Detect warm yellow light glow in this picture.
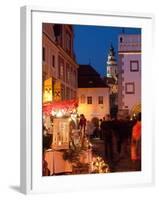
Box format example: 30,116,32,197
43,78,53,103
68,117,72,122
56,110,63,118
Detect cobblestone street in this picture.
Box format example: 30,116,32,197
91,138,141,173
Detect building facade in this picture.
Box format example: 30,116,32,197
42,23,78,102
118,34,141,118
78,65,110,121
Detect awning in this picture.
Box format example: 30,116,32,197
43,99,78,115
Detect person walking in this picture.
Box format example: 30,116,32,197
131,112,141,171
79,114,87,140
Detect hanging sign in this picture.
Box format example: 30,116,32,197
43,77,53,103
54,80,61,101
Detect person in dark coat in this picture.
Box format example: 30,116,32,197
101,120,113,163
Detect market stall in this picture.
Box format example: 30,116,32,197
42,99,109,175
42,99,93,175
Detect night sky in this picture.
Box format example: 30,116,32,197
73,25,141,76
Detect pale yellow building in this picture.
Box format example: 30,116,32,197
77,65,110,121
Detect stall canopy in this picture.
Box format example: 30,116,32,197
43,99,78,116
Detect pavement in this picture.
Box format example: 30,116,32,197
91,138,141,173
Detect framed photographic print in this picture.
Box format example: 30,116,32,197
20,6,154,194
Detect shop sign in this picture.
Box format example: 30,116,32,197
43,77,53,103
54,80,61,101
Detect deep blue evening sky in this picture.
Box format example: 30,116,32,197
73,25,141,76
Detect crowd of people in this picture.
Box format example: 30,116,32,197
43,112,141,175
78,112,142,171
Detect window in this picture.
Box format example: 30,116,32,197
66,87,70,99
130,60,139,72
80,95,86,104
51,55,55,67
73,91,76,99
125,82,135,94
58,56,64,80
60,64,64,78
70,89,73,99
120,37,123,43
73,70,76,87
98,96,103,104
42,47,45,61
67,67,70,83
87,96,92,104
66,31,71,52
66,63,69,83
70,67,73,85
61,85,65,100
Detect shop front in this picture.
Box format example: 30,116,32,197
42,99,94,175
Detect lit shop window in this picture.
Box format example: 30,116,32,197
87,96,92,104
98,96,103,104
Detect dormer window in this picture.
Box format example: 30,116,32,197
66,31,71,52
120,37,123,43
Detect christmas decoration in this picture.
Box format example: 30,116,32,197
91,156,109,173
43,99,78,116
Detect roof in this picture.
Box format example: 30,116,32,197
78,65,109,88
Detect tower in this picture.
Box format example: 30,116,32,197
106,44,118,81
105,44,118,119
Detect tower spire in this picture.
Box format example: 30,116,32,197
106,44,118,80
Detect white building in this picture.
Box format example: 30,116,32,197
77,65,110,121
118,34,141,118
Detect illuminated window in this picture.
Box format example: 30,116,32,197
98,96,103,104
80,95,86,104
87,96,92,104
